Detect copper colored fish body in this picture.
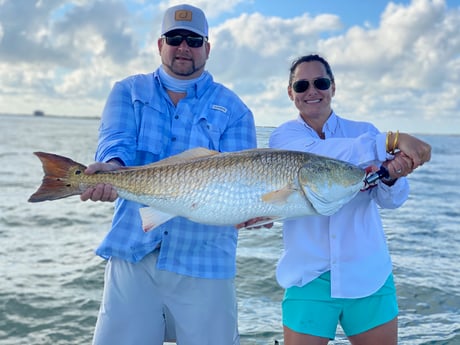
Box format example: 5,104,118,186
29,148,367,231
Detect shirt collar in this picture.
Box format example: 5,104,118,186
296,111,339,138
154,68,212,99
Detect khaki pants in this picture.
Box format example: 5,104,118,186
92,250,239,345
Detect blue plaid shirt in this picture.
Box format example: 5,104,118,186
94,69,257,279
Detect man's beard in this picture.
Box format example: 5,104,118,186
165,59,205,77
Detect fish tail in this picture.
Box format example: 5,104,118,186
28,152,88,202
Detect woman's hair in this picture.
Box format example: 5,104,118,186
288,54,335,86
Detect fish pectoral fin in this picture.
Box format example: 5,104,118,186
144,148,220,168
139,207,175,232
261,184,297,205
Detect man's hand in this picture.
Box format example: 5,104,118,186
80,161,120,202
236,217,274,230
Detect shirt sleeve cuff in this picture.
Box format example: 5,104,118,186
376,132,394,162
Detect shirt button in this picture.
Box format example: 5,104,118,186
171,137,176,142
164,231,168,235
175,115,179,119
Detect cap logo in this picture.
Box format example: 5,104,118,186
175,10,192,22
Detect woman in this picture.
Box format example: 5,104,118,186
269,54,431,345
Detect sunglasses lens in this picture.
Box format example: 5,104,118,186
293,80,309,93
165,35,182,46
164,35,204,48
293,78,331,93
314,78,331,90
185,36,204,48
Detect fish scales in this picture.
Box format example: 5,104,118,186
29,148,367,230
120,150,307,223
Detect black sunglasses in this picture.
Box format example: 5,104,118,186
292,78,332,93
162,34,206,48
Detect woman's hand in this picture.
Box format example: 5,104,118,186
384,151,416,180
395,133,432,169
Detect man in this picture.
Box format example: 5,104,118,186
82,4,257,345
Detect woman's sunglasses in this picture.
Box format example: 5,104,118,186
162,34,206,48
292,78,332,93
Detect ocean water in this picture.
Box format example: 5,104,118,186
0,114,459,345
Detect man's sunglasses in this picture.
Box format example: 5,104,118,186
292,78,332,93
162,34,206,48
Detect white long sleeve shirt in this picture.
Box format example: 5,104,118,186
269,113,409,298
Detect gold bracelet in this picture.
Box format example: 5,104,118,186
386,131,393,153
392,130,399,154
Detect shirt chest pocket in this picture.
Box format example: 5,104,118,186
189,105,230,151
135,101,170,156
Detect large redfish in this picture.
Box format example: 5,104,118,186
28,148,368,231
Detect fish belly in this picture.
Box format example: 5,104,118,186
120,181,317,226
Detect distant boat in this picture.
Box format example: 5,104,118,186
33,110,45,116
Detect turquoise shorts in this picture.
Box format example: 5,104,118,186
282,272,398,339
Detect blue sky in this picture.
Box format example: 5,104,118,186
0,0,459,134
241,1,401,24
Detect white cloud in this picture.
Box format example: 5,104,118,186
314,0,460,132
0,0,458,133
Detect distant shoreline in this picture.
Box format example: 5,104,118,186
1,113,456,136
0,112,100,120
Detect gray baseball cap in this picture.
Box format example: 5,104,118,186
161,4,208,38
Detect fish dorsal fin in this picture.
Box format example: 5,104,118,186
144,147,220,168
261,184,297,205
